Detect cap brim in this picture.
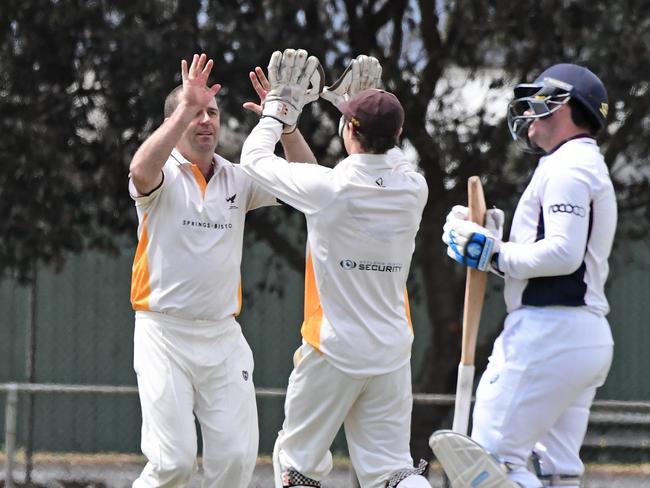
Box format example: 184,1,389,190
337,99,352,117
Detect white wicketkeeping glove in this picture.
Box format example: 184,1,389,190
320,54,382,107
262,48,325,133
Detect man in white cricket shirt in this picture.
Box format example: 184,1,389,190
128,53,319,488
438,64,617,487
239,48,430,488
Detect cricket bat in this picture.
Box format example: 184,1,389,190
451,176,487,435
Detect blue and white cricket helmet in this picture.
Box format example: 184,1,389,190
507,63,609,151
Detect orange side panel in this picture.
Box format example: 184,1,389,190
300,252,323,352
405,288,413,334
131,214,152,311
190,164,207,198
235,281,243,317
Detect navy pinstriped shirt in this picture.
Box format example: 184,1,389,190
496,137,617,315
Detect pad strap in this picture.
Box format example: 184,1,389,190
282,469,321,487
385,459,429,487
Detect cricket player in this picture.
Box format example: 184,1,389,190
128,53,318,488
239,48,430,488
438,63,617,487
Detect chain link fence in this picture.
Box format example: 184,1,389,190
2,384,650,487
2,245,650,486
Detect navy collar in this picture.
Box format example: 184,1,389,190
544,133,595,156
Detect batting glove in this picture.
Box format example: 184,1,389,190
442,219,501,272
262,48,325,133
444,205,505,240
320,54,382,107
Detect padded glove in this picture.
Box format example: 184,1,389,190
263,48,324,133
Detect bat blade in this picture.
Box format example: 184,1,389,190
452,176,487,435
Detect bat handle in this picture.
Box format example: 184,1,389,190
452,363,475,435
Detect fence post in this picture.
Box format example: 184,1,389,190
4,383,18,488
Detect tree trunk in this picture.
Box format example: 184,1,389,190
24,268,38,485
410,198,467,460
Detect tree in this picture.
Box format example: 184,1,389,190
1,0,648,459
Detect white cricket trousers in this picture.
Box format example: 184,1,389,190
471,307,613,488
132,311,258,488
274,343,420,488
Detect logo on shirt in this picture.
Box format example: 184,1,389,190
548,203,585,217
242,370,249,381
375,177,385,187
339,259,403,273
226,193,238,209
340,259,357,270
182,219,233,230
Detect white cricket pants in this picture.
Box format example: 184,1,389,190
132,311,258,488
471,308,613,488
274,343,422,488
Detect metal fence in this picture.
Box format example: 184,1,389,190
3,248,650,486
3,383,650,487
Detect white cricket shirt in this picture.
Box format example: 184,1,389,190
240,118,428,376
129,149,276,321
497,136,617,316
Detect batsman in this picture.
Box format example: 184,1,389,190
431,63,616,488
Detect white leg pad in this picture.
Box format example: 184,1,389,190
429,430,520,488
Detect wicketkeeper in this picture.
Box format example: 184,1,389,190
240,49,431,488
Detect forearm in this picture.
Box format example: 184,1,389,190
129,102,196,194
501,234,586,279
241,117,330,214
280,129,317,164
241,117,284,175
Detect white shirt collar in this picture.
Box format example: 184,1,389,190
170,148,230,172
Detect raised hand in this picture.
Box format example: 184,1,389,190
242,66,271,116
180,53,222,110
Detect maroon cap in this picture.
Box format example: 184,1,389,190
338,89,404,138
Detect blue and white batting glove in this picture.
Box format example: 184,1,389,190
442,219,501,272
445,205,505,240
